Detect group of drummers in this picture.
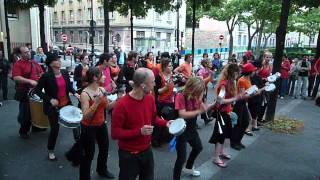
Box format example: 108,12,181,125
12,45,276,180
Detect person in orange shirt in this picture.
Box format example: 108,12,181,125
110,53,120,82
231,63,262,150
146,52,154,70
79,67,117,179
174,54,193,82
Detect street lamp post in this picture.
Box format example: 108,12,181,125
90,0,95,62
176,0,182,51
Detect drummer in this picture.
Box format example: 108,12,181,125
153,57,175,147
174,54,193,82
79,67,117,179
209,64,242,168
173,77,215,179
96,53,117,94
34,53,79,161
74,54,89,93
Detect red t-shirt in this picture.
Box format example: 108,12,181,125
56,75,66,98
315,59,320,75
175,93,201,111
258,66,271,79
12,59,43,91
158,73,174,104
280,60,291,79
111,94,167,153
216,80,234,113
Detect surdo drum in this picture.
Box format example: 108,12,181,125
29,90,50,128
59,105,83,128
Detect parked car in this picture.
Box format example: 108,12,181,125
52,45,64,55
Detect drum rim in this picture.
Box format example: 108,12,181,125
169,118,186,134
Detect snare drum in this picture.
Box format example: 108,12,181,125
59,105,83,128
29,92,50,128
169,118,186,136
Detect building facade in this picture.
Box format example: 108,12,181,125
51,0,187,53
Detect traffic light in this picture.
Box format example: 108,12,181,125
89,36,94,44
181,32,184,38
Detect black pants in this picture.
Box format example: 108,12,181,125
173,131,203,180
312,75,320,98
308,76,315,96
0,75,8,100
287,75,296,96
47,109,60,151
153,102,174,144
231,101,250,145
18,99,31,135
80,123,109,180
118,148,154,180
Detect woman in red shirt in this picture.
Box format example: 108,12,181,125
34,54,79,161
110,53,120,81
79,67,116,179
209,64,242,168
173,77,215,179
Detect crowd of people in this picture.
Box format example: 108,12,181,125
0,44,319,180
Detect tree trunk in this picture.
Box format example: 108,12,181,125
247,24,252,50
255,20,265,57
308,35,311,48
191,0,196,66
130,6,133,51
4,0,11,58
297,32,301,46
316,29,320,59
263,33,272,49
229,31,233,58
265,0,291,122
38,2,47,53
104,0,110,53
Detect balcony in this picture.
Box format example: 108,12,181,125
61,20,67,25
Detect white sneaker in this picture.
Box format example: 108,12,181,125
182,167,200,177
280,96,284,99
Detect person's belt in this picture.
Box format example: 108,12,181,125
120,147,150,155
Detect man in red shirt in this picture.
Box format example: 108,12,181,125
12,46,43,138
312,57,320,99
112,68,172,180
174,54,193,81
280,56,291,99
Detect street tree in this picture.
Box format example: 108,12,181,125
110,0,174,51
207,0,244,57
262,20,278,49
265,0,320,122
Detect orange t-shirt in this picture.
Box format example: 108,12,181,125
110,65,120,78
178,62,192,78
237,77,251,92
146,59,154,69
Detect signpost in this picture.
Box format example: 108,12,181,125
61,34,68,61
219,35,224,57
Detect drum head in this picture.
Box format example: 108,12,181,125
267,74,278,82
265,83,276,92
169,118,186,135
107,94,117,102
246,85,258,95
59,105,83,123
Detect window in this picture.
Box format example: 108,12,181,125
136,31,145,38
269,38,272,46
61,11,66,24
79,31,83,43
166,33,171,41
156,32,161,39
136,16,145,20
310,35,315,44
98,31,103,44
156,32,161,48
69,10,74,22
77,9,82,23
54,31,59,42
243,35,247,46
53,12,58,22
167,12,172,24
155,13,161,21
98,7,103,19
87,8,92,20
70,31,74,42
237,34,241,46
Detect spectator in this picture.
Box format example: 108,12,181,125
311,57,320,99
0,50,10,100
280,56,291,99
34,47,47,71
171,48,181,70
308,56,317,97
294,56,311,99
287,58,299,97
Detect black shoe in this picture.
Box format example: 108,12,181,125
231,143,242,151
252,127,260,131
239,143,246,149
19,133,30,139
97,169,115,179
32,126,47,132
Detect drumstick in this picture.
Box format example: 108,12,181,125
218,121,223,134
219,112,225,126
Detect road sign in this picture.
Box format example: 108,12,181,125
219,35,224,40
61,34,68,43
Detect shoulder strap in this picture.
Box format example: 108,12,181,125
82,90,92,101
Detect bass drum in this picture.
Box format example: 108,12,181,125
29,92,50,128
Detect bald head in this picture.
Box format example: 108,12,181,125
132,68,154,87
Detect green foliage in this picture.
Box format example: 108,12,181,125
110,0,174,17
288,8,320,37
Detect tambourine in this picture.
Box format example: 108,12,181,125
168,118,186,136
264,83,276,92
246,85,258,95
267,72,281,83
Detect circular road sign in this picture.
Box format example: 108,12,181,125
61,34,68,43
219,35,224,40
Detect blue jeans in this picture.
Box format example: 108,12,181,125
280,78,288,97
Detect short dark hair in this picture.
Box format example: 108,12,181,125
161,58,171,71
127,51,138,61
84,67,102,84
96,53,112,66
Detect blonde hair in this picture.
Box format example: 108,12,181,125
183,77,206,99
218,64,239,96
